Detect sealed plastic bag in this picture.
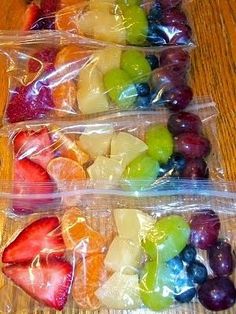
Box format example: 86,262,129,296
0,103,224,214
0,32,193,123
23,0,194,47
0,180,235,312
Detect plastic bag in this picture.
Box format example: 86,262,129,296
0,180,235,313
0,32,193,123
0,102,224,214
22,0,194,47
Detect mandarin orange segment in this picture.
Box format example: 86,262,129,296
47,157,87,182
62,207,107,254
73,254,107,309
55,5,82,32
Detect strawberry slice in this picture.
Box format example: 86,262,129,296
13,127,54,170
13,159,57,214
2,217,65,264
22,3,42,31
2,259,73,310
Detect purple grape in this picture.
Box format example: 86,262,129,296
181,159,209,179
160,48,190,67
151,65,187,90
168,24,192,45
167,112,202,135
159,0,182,9
160,8,187,25
189,210,220,250
208,240,234,276
174,132,211,159
162,85,193,111
198,277,236,311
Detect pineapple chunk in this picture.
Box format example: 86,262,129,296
114,208,155,243
79,125,114,159
94,46,122,75
105,236,141,274
89,0,116,12
77,10,95,37
110,132,148,168
95,272,142,309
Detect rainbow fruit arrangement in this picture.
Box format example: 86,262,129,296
23,0,192,46
5,45,192,123
11,110,211,213
1,208,235,311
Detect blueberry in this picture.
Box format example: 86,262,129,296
145,54,159,70
135,83,150,97
187,261,208,284
170,153,187,172
147,23,168,45
167,256,184,275
148,3,162,21
174,286,196,303
174,274,195,303
180,244,197,264
136,95,151,108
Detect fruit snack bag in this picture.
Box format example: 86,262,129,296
0,180,235,312
0,101,223,215
23,0,194,48
0,32,193,123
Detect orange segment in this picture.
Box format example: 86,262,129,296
47,157,86,182
62,207,106,254
52,80,77,117
73,254,107,309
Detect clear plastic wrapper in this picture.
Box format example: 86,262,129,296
0,180,235,313
22,0,194,47
0,103,224,214
0,32,193,123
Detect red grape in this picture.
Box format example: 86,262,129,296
162,85,193,111
174,132,211,159
198,277,236,311
167,112,202,135
189,210,220,250
181,158,209,179
208,240,234,276
151,65,187,90
168,24,192,45
160,48,190,67
160,8,187,25
159,0,182,9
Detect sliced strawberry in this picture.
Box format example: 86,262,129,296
28,48,58,73
2,259,73,310
23,3,42,31
13,159,57,214
2,217,65,264
13,127,54,169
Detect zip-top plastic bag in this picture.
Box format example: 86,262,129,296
0,31,193,123
0,103,224,215
22,0,194,47
0,180,235,313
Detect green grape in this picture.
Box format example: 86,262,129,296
142,215,190,261
123,6,148,45
146,125,174,164
140,260,174,311
103,68,137,108
123,153,159,190
121,50,151,83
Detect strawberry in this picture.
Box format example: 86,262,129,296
22,3,42,31
28,48,58,73
13,127,54,170
6,81,54,123
2,217,65,263
13,159,57,214
41,0,59,15
2,259,73,310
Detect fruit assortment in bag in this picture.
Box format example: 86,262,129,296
0,184,235,312
1,38,193,123
0,104,222,214
23,0,194,47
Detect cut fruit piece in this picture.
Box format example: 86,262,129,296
89,0,116,12
79,126,114,159
77,64,109,114
47,157,86,182
77,10,96,37
52,81,77,117
73,254,107,309
3,259,73,311
62,207,106,254
55,4,86,32
87,156,123,182
94,47,122,75
114,208,155,242
13,127,54,170
2,217,65,264
104,236,141,274
51,128,89,165
95,272,142,309
110,132,147,168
